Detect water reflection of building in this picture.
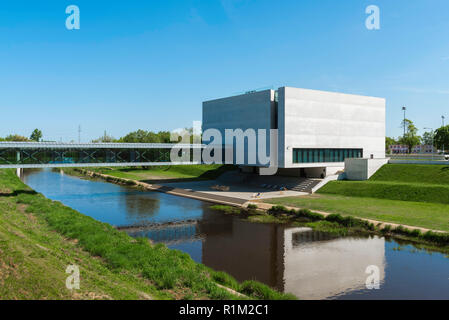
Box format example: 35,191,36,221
200,213,283,289
283,228,385,299
197,211,385,299
130,204,386,300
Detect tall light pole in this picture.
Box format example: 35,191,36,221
402,106,407,136
424,127,434,160
442,116,446,154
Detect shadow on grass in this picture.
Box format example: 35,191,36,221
0,190,37,197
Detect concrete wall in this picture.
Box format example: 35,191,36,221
345,158,389,180
278,87,386,169
202,90,275,166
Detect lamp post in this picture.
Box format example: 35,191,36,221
402,106,407,137
443,116,446,154
424,127,434,161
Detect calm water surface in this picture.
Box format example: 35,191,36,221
22,169,449,299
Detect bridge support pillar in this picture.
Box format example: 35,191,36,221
16,151,22,178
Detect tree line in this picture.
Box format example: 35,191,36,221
0,129,42,142
386,119,449,154
0,128,199,144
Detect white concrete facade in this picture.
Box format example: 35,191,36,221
278,87,385,168
202,86,386,173
202,89,275,166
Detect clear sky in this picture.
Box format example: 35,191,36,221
0,0,448,142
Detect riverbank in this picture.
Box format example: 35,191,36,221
0,169,294,300
67,168,248,206
68,166,449,234
68,165,234,183
263,194,449,233
210,204,449,253
265,164,449,232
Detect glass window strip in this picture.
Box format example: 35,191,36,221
292,148,363,164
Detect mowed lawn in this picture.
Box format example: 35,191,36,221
265,164,449,232
319,164,449,205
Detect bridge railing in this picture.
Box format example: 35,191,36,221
0,142,205,168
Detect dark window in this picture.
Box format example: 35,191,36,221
292,148,363,164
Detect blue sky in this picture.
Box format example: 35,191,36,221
0,0,448,142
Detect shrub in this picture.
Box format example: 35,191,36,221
324,214,373,230
296,209,324,221
267,205,289,216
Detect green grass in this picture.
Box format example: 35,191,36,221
209,205,242,215
265,194,449,232
319,180,449,204
318,164,449,205
370,164,449,184
0,171,164,300
82,165,234,182
0,169,293,300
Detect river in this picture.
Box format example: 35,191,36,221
21,169,449,299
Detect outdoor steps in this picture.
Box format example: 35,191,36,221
289,179,322,193
220,171,323,193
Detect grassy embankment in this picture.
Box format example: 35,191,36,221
264,164,449,232
0,169,294,300
210,204,449,252
68,165,234,182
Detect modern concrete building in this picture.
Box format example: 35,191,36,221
202,86,386,178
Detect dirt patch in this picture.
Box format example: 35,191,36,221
0,188,12,194
0,257,20,286
138,291,153,300
71,291,112,300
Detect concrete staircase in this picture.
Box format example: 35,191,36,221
288,178,322,193
217,171,323,193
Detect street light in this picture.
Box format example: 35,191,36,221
424,127,434,161
402,106,407,136
442,116,446,154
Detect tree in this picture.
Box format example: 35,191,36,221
30,129,43,142
385,137,397,154
398,119,421,153
118,130,174,143
434,125,449,152
92,131,116,143
422,131,434,146
5,134,30,142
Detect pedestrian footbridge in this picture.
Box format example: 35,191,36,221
0,142,203,169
